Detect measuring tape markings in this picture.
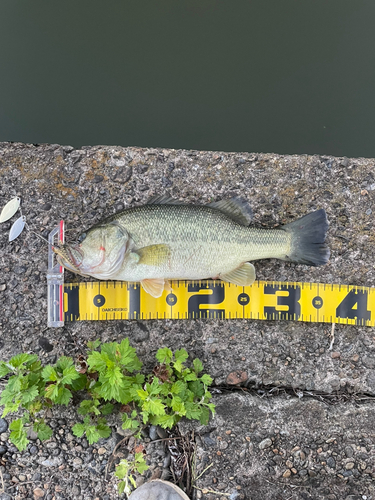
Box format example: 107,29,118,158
63,280,375,326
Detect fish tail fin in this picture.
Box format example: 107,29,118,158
282,209,330,266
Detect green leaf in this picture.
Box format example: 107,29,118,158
193,358,204,374
59,387,73,406
188,380,204,398
174,349,188,363
41,365,57,382
143,398,165,416
134,453,149,474
184,372,197,381
10,353,37,369
136,389,149,401
9,419,28,451
171,397,186,415
70,373,87,391
185,402,202,420
100,403,114,415
0,362,10,378
72,422,85,438
199,406,210,425
56,356,74,372
200,374,213,386
156,347,173,365
34,422,53,441
87,351,107,374
20,385,39,404
44,383,59,400
61,365,80,385
154,413,176,429
118,481,126,495
85,425,101,444
96,419,111,439
87,339,101,350
2,401,21,418
170,380,186,394
78,399,100,415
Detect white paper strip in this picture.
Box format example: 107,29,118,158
0,197,21,223
9,215,26,242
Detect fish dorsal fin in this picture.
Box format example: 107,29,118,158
207,197,252,226
147,194,186,205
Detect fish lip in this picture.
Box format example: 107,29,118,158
53,244,83,269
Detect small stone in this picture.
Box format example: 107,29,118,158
283,469,291,478
136,476,145,488
361,189,368,196
149,425,158,440
285,460,293,468
39,337,53,352
18,474,26,481
93,175,104,183
73,457,83,466
327,457,336,468
97,447,106,455
0,419,8,433
345,462,355,470
112,166,132,183
352,354,359,362
345,446,354,458
331,352,340,359
41,203,52,211
0,284,6,291
258,438,272,450
226,370,248,385
0,445,7,455
33,488,45,498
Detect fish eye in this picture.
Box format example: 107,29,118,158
78,232,87,243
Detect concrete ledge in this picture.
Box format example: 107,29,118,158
0,142,374,499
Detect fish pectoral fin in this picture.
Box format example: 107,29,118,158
135,244,171,266
220,262,256,286
141,278,167,298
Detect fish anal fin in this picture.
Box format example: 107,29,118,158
141,278,166,298
135,244,171,266
220,262,256,286
207,197,252,226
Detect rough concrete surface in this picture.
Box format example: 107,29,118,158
0,142,374,500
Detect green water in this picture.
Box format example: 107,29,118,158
0,0,374,157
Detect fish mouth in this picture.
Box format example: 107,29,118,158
53,244,84,271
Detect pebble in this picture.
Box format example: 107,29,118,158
0,419,8,433
33,488,45,498
0,284,6,291
258,438,272,450
345,462,355,470
283,469,291,478
73,457,83,466
149,425,158,440
327,457,336,468
226,370,248,385
97,447,106,455
331,352,340,359
0,445,7,455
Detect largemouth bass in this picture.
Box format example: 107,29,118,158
54,196,329,298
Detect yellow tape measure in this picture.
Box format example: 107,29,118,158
63,280,375,326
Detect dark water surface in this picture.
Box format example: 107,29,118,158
1,0,374,157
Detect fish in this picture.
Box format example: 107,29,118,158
53,196,330,298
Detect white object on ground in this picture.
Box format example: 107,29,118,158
0,196,21,223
